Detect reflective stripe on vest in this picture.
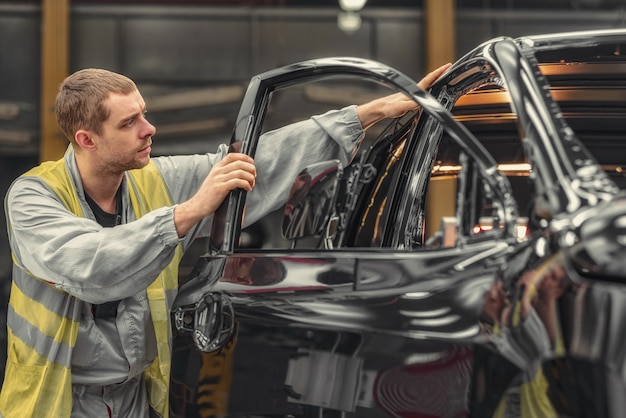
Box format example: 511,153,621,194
0,157,182,418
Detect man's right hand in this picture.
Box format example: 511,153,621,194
174,153,256,237
356,62,452,130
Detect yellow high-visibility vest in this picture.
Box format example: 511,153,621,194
0,156,183,417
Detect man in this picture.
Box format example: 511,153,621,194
0,63,450,417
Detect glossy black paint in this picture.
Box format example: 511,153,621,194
213,56,515,253
171,29,626,417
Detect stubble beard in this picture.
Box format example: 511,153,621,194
101,151,150,175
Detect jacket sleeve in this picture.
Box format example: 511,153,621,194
5,177,181,304
153,105,364,229
4,105,363,303
244,105,364,226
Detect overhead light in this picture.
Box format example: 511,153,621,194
337,11,361,34
339,0,367,12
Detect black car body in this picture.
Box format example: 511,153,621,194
170,29,626,418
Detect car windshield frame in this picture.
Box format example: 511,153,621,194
210,57,516,254
389,31,626,250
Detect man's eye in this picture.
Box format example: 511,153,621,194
124,119,135,127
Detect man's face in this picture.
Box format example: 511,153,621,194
92,90,156,174
223,257,255,285
222,257,286,286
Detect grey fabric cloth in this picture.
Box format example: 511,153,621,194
71,375,150,418
4,105,363,417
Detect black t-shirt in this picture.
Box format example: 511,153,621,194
84,187,122,318
84,188,121,228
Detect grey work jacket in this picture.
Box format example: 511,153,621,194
4,106,363,417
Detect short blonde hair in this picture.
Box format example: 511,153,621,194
55,68,137,143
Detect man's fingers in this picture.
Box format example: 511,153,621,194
219,160,256,176
211,157,257,193
417,62,452,90
221,152,254,165
216,153,257,178
222,169,256,191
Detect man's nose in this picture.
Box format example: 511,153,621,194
142,118,156,138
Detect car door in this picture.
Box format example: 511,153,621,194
169,57,524,418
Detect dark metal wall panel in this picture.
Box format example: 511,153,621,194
495,12,624,38
375,13,424,76
71,17,121,72
0,5,40,155
457,10,626,52
455,17,495,61
254,14,372,73
1,4,626,158
123,17,252,82
0,15,39,103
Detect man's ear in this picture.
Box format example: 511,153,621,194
74,129,96,151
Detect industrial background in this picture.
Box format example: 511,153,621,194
1,0,626,384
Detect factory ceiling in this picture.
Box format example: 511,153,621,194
4,0,626,10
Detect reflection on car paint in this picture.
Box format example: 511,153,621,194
171,29,626,417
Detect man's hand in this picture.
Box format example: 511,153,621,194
174,153,256,237
356,62,452,129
